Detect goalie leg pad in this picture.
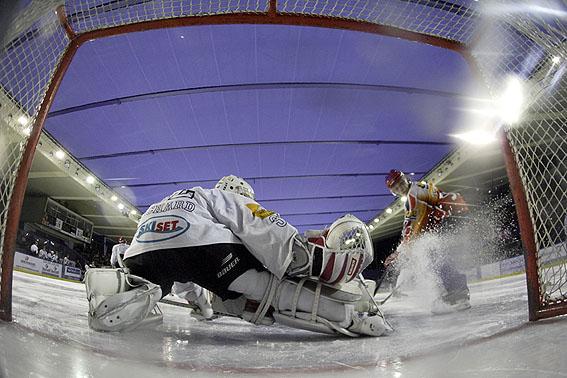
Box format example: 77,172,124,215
273,311,358,337
274,278,388,337
85,268,163,332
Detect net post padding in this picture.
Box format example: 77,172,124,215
0,6,78,322
500,131,540,321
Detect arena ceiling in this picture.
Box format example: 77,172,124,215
38,23,493,235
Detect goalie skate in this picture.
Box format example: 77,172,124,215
347,309,388,337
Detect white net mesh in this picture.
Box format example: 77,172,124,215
66,0,269,33
0,0,566,318
471,2,567,310
0,8,70,306
280,0,479,43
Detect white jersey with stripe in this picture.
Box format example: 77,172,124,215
124,187,297,279
110,243,129,266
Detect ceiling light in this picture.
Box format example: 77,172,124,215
373,219,379,223
452,129,497,145
386,208,393,214
17,115,28,126
55,150,65,160
401,196,407,203
118,203,124,210
552,56,561,64
86,176,95,184
130,209,138,215
368,225,374,230
23,127,31,136
495,76,524,124
111,195,118,201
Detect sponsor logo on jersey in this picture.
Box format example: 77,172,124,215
245,203,275,219
135,215,190,243
246,203,288,227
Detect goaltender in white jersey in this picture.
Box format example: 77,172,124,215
125,186,296,280
85,175,389,337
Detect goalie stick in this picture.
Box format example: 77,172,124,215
358,274,394,331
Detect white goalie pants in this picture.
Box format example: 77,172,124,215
228,269,349,324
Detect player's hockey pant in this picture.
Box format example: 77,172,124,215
434,258,468,294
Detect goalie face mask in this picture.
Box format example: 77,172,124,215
318,214,374,285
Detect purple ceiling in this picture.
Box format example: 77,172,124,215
44,24,481,232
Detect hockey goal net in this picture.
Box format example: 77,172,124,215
0,1,565,321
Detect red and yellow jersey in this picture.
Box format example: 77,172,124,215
401,182,468,243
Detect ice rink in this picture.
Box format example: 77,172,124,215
1,270,566,377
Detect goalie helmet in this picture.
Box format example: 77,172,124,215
215,175,255,200
316,214,373,285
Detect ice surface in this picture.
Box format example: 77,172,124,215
1,270,566,377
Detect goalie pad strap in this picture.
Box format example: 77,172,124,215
312,282,321,322
250,274,279,325
273,311,358,338
291,278,306,317
288,278,362,304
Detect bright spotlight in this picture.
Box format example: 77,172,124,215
23,127,31,136
17,115,28,126
86,175,95,184
373,218,380,223
386,208,393,214
552,56,561,64
55,150,65,160
111,195,118,201
401,196,408,203
118,203,125,210
130,209,138,215
452,129,497,145
495,76,524,124
368,224,374,230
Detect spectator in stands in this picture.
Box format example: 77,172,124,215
110,236,129,268
30,240,38,255
39,243,48,259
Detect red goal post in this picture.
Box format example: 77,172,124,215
1,0,565,322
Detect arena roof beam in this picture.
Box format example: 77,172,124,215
79,141,450,161
47,82,479,119
113,171,428,189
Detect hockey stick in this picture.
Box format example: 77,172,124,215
358,274,395,332
357,274,381,310
378,285,401,305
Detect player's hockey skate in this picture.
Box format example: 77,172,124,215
431,288,471,314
